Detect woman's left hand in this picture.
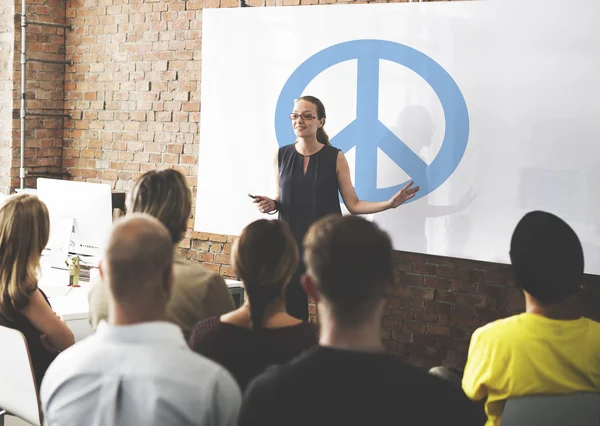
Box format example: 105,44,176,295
388,181,420,209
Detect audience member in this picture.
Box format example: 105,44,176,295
462,211,600,426
0,194,74,386
89,169,235,339
189,219,318,390
239,215,481,426
41,214,241,426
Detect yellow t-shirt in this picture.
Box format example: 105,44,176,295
462,313,600,426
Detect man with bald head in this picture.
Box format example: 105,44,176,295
41,214,241,426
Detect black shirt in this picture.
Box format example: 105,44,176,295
240,346,483,426
0,289,57,388
188,316,318,391
278,143,342,250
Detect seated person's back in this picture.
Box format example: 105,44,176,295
240,215,480,426
88,169,235,339
243,345,480,426
0,194,75,386
41,215,241,426
189,219,318,390
462,211,600,426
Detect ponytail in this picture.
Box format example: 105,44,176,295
316,126,330,145
233,219,299,332
246,281,281,332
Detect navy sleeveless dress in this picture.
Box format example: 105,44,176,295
278,143,342,320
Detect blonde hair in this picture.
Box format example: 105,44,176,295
127,169,192,244
0,194,50,323
233,219,299,331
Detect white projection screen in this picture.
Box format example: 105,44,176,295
195,0,600,275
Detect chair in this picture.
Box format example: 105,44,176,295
500,393,600,426
0,326,43,426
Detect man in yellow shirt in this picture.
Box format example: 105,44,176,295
462,211,600,426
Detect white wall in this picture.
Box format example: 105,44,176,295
196,0,600,275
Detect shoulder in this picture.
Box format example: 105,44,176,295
278,144,296,160
323,144,342,158
471,313,522,343
40,335,98,399
174,256,226,287
183,349,240,390
295,321,319,343
248,345,318,392
189,316,222,346
583,317,600,330
325,144,341,153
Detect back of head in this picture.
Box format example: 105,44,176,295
303,215,393,327
510,211,584,304
104,214,174,309
233,220,298,331
0,194,50,322
127,169,192,244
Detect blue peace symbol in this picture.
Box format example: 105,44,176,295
275,39,469,203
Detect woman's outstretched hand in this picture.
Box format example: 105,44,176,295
388,181,420,209
252,195,277,214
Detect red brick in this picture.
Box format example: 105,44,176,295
506,287,525,311
437,266,462,279
485,268,509,284
210,234,228,243
203,263,220,273
393,285,411,298
402,343,427,356
401,298,425,311
394,261,412,273
452,305,478,318
402,274,424,287
456,294,487,308
391,330,411,344
196,252,214,263
191,232,210,240
450,280,477,293
381,318,401,330
402,252,427,263
414,263,437,276
390,308,414,320
449,315,481,329
479,309,506,324
402,321,426,334
450,326,475,341
425,301,452,315
209,243,224,254
436,290,457,303
425,276,450,290
426,325,450,336
414,312,438,323
411,287,435,300
383,340,401,353
214,254,230,265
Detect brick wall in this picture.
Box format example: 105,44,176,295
384,252,600,369
0,0,13,195
7,0,599,370
4,0,68,193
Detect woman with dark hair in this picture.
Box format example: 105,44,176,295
188,219,318,391
252,95,420,320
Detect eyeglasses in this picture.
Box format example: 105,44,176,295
289,113,317,121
